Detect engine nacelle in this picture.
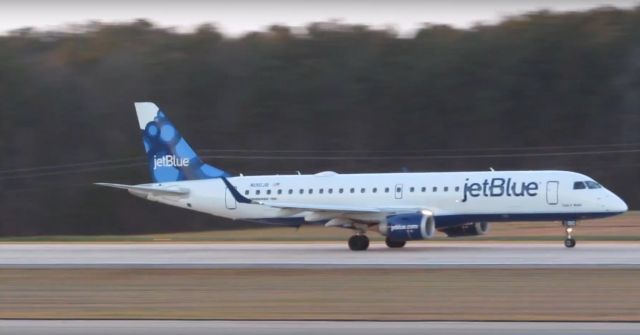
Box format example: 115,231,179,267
379,212,436,241
440,222,491,237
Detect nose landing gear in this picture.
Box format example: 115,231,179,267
563,220,577,248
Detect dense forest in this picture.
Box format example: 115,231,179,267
1,7,640,235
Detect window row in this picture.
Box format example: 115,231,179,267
243,185,461,196
573,181,602,190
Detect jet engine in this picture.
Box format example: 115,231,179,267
378,212,436,241
440,222,490,237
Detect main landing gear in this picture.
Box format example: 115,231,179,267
348,234,370,251
385,237,406,248
563,220,577,248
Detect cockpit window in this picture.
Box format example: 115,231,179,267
573,182,586,190
585,181,602,189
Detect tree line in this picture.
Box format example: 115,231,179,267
1,6,640,235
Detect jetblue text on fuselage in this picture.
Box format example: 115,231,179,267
153,155,190,170
390,224,420,232
462,178,539,202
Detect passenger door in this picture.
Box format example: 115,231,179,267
546,181,559,205
225,187,237,210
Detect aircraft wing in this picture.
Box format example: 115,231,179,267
254,201,428,214
94,183,190,196
254,201,383,213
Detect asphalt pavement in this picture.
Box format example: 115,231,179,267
1,320,639,335
0,242,638,268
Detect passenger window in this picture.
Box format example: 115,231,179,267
410,187,415,192
319,188,324,194
339,188,344,194
433,187,438,192
373,188,377,193
573,182,586,190
444,187,449,192
277,189,282,195
396,187,401,193
267,190,271,195
421,187,426,192
288,189,293,194
256,190,261,195
385,187,390,193
350,188,355,193
328,188,333,194
244,190,249,196
299,189,304,194
361,188,365,193
309,189,313,194
455,186,460,192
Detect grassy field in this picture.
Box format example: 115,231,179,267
2,212,639,242
1,268,639,321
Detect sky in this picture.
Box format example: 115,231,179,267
1,0,638,36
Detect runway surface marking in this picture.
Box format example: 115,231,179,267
0,242,639,268
1,321,639,335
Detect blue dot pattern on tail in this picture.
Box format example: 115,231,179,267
142,110,230,182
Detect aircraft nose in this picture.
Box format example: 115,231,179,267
609,195,628,213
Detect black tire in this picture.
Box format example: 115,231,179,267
564,238,576,248
385,237,406,248
348,235,370,251
361,235,370,250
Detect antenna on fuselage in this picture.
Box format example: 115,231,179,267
489,167,495,171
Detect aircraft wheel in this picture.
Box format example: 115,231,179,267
385,237,406,248
564,238,576,248
348,235,370,251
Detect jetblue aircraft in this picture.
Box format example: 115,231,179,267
97,102,628,251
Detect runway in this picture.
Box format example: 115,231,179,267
1,321,639,335
0,242,638,268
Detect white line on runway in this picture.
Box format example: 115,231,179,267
1,321,639,335
0,242,639,268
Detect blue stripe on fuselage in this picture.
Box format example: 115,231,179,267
246,211,623,228
432,211,624,228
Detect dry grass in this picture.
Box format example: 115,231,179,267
2,212,638,242
1,268,639,321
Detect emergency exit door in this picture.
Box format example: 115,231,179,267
395,184,403,199
546,181,559,205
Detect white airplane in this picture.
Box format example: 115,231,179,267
97,102,628,251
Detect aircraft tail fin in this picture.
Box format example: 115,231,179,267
135,102,230,183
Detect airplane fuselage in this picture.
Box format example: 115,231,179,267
139,170,627,228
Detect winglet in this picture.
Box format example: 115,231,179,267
220,177,253,204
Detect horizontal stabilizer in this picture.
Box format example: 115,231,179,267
94,183,190,196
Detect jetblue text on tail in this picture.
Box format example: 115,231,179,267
153,155,190,170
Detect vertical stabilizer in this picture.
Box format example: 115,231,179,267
135,102,230,182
